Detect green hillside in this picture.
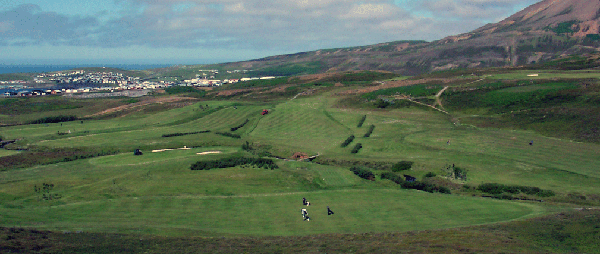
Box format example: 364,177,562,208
1,68,599,253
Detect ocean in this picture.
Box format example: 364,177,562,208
0,64,179,74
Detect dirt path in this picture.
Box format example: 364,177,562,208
434,86,450,111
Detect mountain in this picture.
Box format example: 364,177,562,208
219,0,600,75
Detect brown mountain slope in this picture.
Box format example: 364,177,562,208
219,0,600,75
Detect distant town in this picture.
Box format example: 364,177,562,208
1,69,276,97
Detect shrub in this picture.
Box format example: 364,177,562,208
350,143,363,153
190,157,278,170
477,183,555,197
231,119,249,132
363,125,375,137
242,141,252,151
357,115,367,127
349,166,375,180
341,135,355,147
392,161,413,172
215,132,241,139
162,130,210,137
29,115,77,124
381,172,404,184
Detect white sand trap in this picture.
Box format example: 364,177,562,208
197,151,222,155
153,146,191,153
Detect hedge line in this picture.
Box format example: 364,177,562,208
381,172,451,194
231,119,249,132
351,143,363,153
341,135,355,147
29,115,77,124
190,157,279,170
349,166,375,180
162,130,211,137
357,115,366,127
477,183,555,197
215,132,241,139
364,125,375,137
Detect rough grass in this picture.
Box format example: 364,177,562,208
0,69,599,251
1,209,597,253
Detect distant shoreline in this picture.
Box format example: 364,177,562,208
0,64,178,74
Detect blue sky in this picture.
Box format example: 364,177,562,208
0,0,540,65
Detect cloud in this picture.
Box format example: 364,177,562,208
1,0,542,59
418,0,539,21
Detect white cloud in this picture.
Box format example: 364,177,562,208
0,0,543,62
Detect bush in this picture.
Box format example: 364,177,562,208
29,115,77,124
190,157,278,170
162,130,210,137
341,135,355,147
349,166,375,181
381,172,404,184
477,183,555,197
357,115,367,127
231,119,249,132
350,143,363,153
363,125,375,137
392,161,413,172
215,132,241,139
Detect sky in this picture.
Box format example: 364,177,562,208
0,0,540,65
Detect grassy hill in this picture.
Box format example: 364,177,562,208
0,67,599,252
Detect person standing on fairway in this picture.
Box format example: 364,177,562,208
327,206,334,215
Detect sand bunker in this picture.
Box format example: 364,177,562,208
152,146,191,153
197,151,222,155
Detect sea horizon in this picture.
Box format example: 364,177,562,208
0,63,186,75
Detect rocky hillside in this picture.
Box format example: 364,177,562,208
217,0,600,75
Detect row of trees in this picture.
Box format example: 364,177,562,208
190,157,279,170
30,115,77,124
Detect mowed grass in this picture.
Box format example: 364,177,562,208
0,146,544,237
0,84,598,241
0,188,541,237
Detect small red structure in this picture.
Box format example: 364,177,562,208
261,109,269,115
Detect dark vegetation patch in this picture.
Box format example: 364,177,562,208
164,86,206,97
357,115,366,127
380,172,451,194
340,135,355,148
224,77,292,89
546,20,579,35
250,61,326,76
0,147,119,171
320,71,398,83
477,183,555,198
215,132,241,139
363,125,375,137
391,161,413,172
190,157,278,170
1,209,598,253
443,80,600,142
230,119,249,132
0,98,82,115
161,130,211,137
314,158,392,171
349,166,375,180
28,115,77,124
350,143,363,153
